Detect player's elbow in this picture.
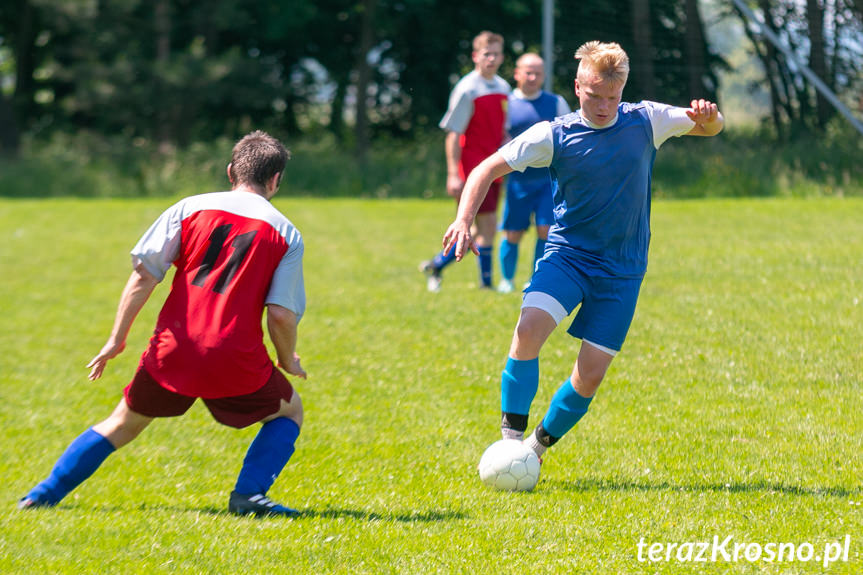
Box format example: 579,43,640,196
267,304,299,330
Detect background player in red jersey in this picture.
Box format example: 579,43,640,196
18,131,308,517
420,30,511,292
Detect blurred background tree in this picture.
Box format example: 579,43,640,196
0,0,860,188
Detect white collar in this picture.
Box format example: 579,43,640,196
513,88,542,101
581,112,618,129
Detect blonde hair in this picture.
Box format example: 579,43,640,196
473,31,504,52
575,41,629,85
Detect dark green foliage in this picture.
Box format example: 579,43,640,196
2,127,860,199
0,0,727,148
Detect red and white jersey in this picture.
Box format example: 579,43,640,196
439,70,510,179
131,190,305,398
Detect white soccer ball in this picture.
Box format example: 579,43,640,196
478,439,541,492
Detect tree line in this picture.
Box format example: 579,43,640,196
0,0,860,158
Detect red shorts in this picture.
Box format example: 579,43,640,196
461,149,502,215
476,180,501,214
124,364,295,429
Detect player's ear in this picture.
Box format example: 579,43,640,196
226,163,235,185
266,172,281,198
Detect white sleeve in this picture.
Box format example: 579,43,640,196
265,233,306,320
438,84,474,134
130,201,184,281
556,95,572,116
498,121,554,172
644,101,696,149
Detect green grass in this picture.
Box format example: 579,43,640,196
0,197,861,574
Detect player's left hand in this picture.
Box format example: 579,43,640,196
279,352,307,379
86,339,126,381
442,219,479,261
686,99,719,125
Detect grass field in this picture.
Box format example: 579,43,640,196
0,196,860,574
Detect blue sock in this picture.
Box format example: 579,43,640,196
26,428,116,505
533,238,547,272
432,247,457,271
499,238,518,281
478,246,492,287
501,357,539,416
235,418,300,496
541,379,593,439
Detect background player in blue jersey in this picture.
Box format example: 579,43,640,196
498,53,571,294
442,41,724,466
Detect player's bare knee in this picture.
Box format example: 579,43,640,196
510,321,548,359
514,320,540,346
506,230,524,243
284,393,304,429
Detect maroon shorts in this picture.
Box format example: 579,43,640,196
124,364,295,429
476,180,501,214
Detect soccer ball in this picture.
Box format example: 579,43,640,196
478,439,541,492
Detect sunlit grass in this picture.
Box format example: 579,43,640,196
0,197,860,574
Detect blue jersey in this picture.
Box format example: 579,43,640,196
547,103,656,278
499,101,696,279
509,91,560,136
508,91,567,188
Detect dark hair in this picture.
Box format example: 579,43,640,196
229,130,290,188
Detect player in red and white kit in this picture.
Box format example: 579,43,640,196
18,131,307,517
420,31,510,291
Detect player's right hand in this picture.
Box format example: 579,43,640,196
446,174,464,199
442,219,479,262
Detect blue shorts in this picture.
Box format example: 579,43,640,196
523,248,643,352
501,176,555,232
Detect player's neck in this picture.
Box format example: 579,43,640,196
476,68,497,81
233,183,269,198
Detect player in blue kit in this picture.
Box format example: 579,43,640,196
442,41,724,463
498,53,571,293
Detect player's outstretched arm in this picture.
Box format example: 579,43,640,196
442,152,514,262
685,99,724,137
87,264,159,381
267,304,307,379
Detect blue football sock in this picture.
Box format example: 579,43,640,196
499,238,519,281
26,428,116,505
541,379,593,439
501,357,539,416
533,238,547,272
235,418,300,496
478,246,493,287
431,247,457,271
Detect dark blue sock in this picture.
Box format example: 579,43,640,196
478,246,492,287
501,357,539,416
431,247,457,271
26,428,116,505
533,238,547,272
541,379,593,439
235,418,300,496
499,238,518,281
